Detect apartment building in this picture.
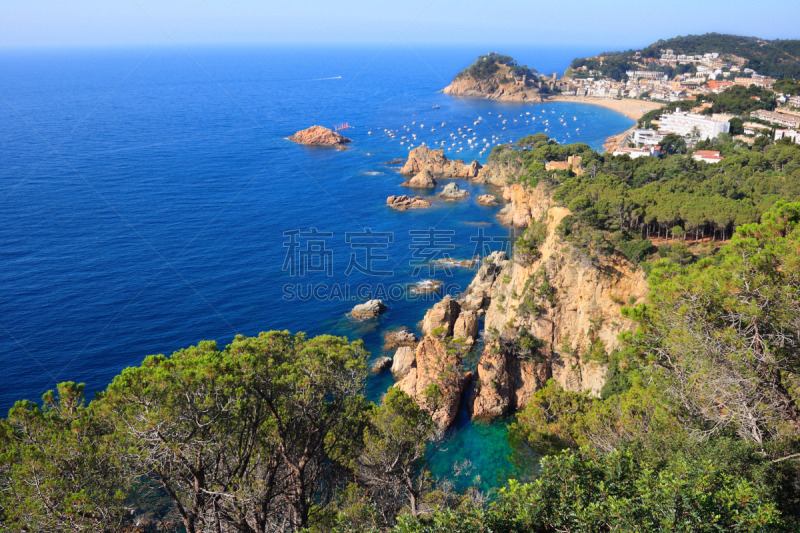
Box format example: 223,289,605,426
751,110,800,128
658,110,731,140
775,129,800,143
613,145,661,158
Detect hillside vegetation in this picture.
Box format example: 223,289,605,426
455,53,537,82
571,33,800,80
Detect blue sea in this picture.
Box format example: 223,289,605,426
0,44,633,490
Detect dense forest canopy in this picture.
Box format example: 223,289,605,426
571,33,800,80
508,128,800,270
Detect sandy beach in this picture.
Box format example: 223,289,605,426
546,96,665,152
547,95,665,120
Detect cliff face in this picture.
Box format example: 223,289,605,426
441,77,543,102
474,157,520,188
496,183,554,228
395,335,471,429
467,192,648,419
468,340,551,420
392,150,648,423
401,146,481,178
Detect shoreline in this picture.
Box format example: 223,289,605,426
602,125,637,153
545,95,665,120
546,96,665,153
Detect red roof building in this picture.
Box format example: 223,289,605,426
708,80,733,90
692,150,724,164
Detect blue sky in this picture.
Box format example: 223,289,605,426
1,0,798,49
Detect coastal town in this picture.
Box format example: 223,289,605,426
545,48,800,158
435,48,800,166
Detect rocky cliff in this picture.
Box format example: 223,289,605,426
441,77,544,102
468,204,648,418
468,339,552,420
442,65,544,102
394,335,471,429
496,183,555,228
472,146,530,189
390,148,649,423
441,54,544,102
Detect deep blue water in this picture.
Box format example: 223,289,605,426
0,44,632,488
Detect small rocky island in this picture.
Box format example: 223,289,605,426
351,299,386,318
289,125,351,147
386,195,431,210
441,53,544,102
476,194,500,206
437,182,469,201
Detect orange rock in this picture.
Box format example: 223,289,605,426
288,125,351,146
468,339,551,420
394,335,470,428
400,146,481,178
386,195,431,210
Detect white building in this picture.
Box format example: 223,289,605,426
626,70,667,81
751,110,800,128
775,129,800,143
613,145,661,158
743,122,767,136
630,128,668,146
692,150,724,164
658,109,731,140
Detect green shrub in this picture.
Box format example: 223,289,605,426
618,238,654,264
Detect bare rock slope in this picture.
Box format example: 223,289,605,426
442,78,543,102
469,204,648,418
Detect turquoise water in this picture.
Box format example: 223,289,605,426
0,44,633,488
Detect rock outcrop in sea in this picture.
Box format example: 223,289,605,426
288,125,351,146
410,279,444,294
476,194,501,206
351,299,386,318
401,146,481,178
386,195,431,210
370,357,393,373
391,346,416,378
437,182,469,201
394,335,471,429
402,170,437,188
383,327,419,350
